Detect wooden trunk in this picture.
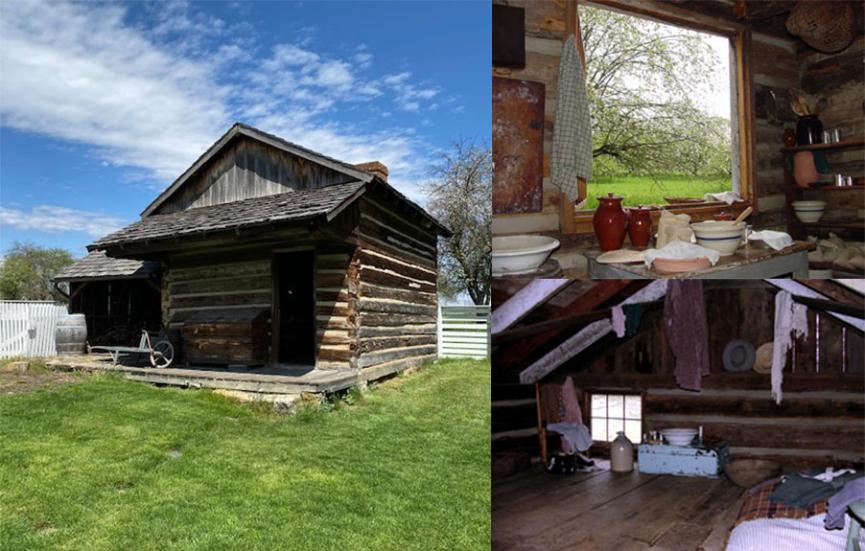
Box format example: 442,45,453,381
182,308,271,365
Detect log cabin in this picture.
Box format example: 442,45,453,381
491,277,865,550
56,123,449,393
491,0,865,280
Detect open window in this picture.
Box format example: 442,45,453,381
562,0,755,232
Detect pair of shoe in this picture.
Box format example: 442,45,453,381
545,452,595,475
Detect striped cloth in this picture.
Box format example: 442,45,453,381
552,34,593,201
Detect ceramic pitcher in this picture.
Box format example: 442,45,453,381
610,431,634,473
626,207,652,248
593,193,628,251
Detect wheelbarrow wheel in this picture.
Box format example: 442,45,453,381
150,341,174,368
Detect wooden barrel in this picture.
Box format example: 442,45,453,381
55,314,87,354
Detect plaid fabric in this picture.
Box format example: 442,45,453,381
736,481,829,526
552,34,593,201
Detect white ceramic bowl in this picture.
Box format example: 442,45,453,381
660,428,698,446
492,235,560,276
690,221,745,256
791,200,826,224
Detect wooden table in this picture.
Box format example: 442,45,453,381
585,241,814,279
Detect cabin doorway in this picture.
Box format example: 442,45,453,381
274,251,315,365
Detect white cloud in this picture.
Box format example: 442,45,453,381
0,1,441,207
0,206,128,237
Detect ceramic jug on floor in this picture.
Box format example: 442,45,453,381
611,431,634,472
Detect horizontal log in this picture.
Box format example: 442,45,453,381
170,290,272,310
730,447,864,471
359,353,437,382
355,231,435,269
359,266,436,292
169,276,271,296
315,315,355,331
647,417,864,451
569,373,865,393
316,302,351,318
645,393,865,418
359,211,437,254
359,335,436,353
316,272,351,289
360,197,438,249
358,248,437,282
316,289,354,303
358,282,437,306
356,324,437,338
358,312,436,327
167,260,270,282
356,298,437,316
316,347,354,362
315,253,351,270
357,345,438,368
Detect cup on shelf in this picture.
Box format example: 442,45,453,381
833,128,842,143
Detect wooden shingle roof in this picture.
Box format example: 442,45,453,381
54,250,160,282
89,180,366,251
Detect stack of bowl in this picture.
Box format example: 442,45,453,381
690,221,746,256
791,200,826,224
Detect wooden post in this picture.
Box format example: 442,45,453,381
536,382,549,466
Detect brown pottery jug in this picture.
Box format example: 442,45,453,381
593,193,628,251
626,207,652,248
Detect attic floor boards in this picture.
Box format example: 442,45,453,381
48,354,357,394
493,461,746,551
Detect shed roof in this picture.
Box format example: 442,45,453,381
54,251,160,282
90,180,367,251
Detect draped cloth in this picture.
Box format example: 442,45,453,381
771,290,809,405
664,280,711,391
552,34,593,201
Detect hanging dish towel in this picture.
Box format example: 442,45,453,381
771,290,809,405
664,280,711,391
552,34,593,201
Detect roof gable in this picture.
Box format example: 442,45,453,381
141,123,375,217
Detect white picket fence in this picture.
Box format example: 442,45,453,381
437,304,490,359
0,301,68,358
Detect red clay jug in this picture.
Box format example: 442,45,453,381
626,207,652,248
593,193,628,251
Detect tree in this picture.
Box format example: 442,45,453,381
425,139,491,306
581,5,731,177
0,242,74,301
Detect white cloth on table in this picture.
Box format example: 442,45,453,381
771,290,809,405
643,241,722,268
749,230,794,251
546,422,592,454
727,513,864,551
704,191,742,204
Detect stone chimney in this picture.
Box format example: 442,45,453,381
355,161,388,182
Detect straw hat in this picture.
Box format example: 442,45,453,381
754,342,773,374
786,1,857,54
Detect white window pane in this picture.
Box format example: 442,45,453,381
591,416,607,442
608,418,624,441
625,419,642,443
625,395,642,420
608,395,624,419
591,394,607,417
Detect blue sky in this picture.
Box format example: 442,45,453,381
0,0,491,257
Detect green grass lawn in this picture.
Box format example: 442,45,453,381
0,359,490,550
582,174,732,209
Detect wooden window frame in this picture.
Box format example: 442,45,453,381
586,390,644,445
560,0,756,234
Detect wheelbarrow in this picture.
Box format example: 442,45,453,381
89,329,175,368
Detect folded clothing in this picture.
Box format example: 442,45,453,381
826,477,865,530
771,471,863,510
738,479,828,526
546,422,592,454
704,191,742,204
749,230,794,251
643,241,721,268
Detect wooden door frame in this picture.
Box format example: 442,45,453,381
270,247,317,366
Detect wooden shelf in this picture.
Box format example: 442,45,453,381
800,185,865,192
782,138,865,153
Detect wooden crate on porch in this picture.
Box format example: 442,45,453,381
182,308,271,366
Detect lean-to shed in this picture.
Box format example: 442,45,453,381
81,123,450,379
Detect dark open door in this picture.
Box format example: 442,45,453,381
274,251,315,364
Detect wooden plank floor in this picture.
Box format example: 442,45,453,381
493,461,745,551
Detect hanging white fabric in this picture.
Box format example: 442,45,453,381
771,290,809,405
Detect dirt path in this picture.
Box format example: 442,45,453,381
0,362,85,394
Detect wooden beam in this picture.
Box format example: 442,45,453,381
766,279,865,332
790,296,864,318
519,280,669,383
491,279,570,335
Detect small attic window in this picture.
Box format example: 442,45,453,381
590,393,642,443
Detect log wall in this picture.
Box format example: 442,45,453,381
561,284,865,469
155,136,356,215
354,196,439,379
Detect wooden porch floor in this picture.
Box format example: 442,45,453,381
48,354,358,394
493,461,745,551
